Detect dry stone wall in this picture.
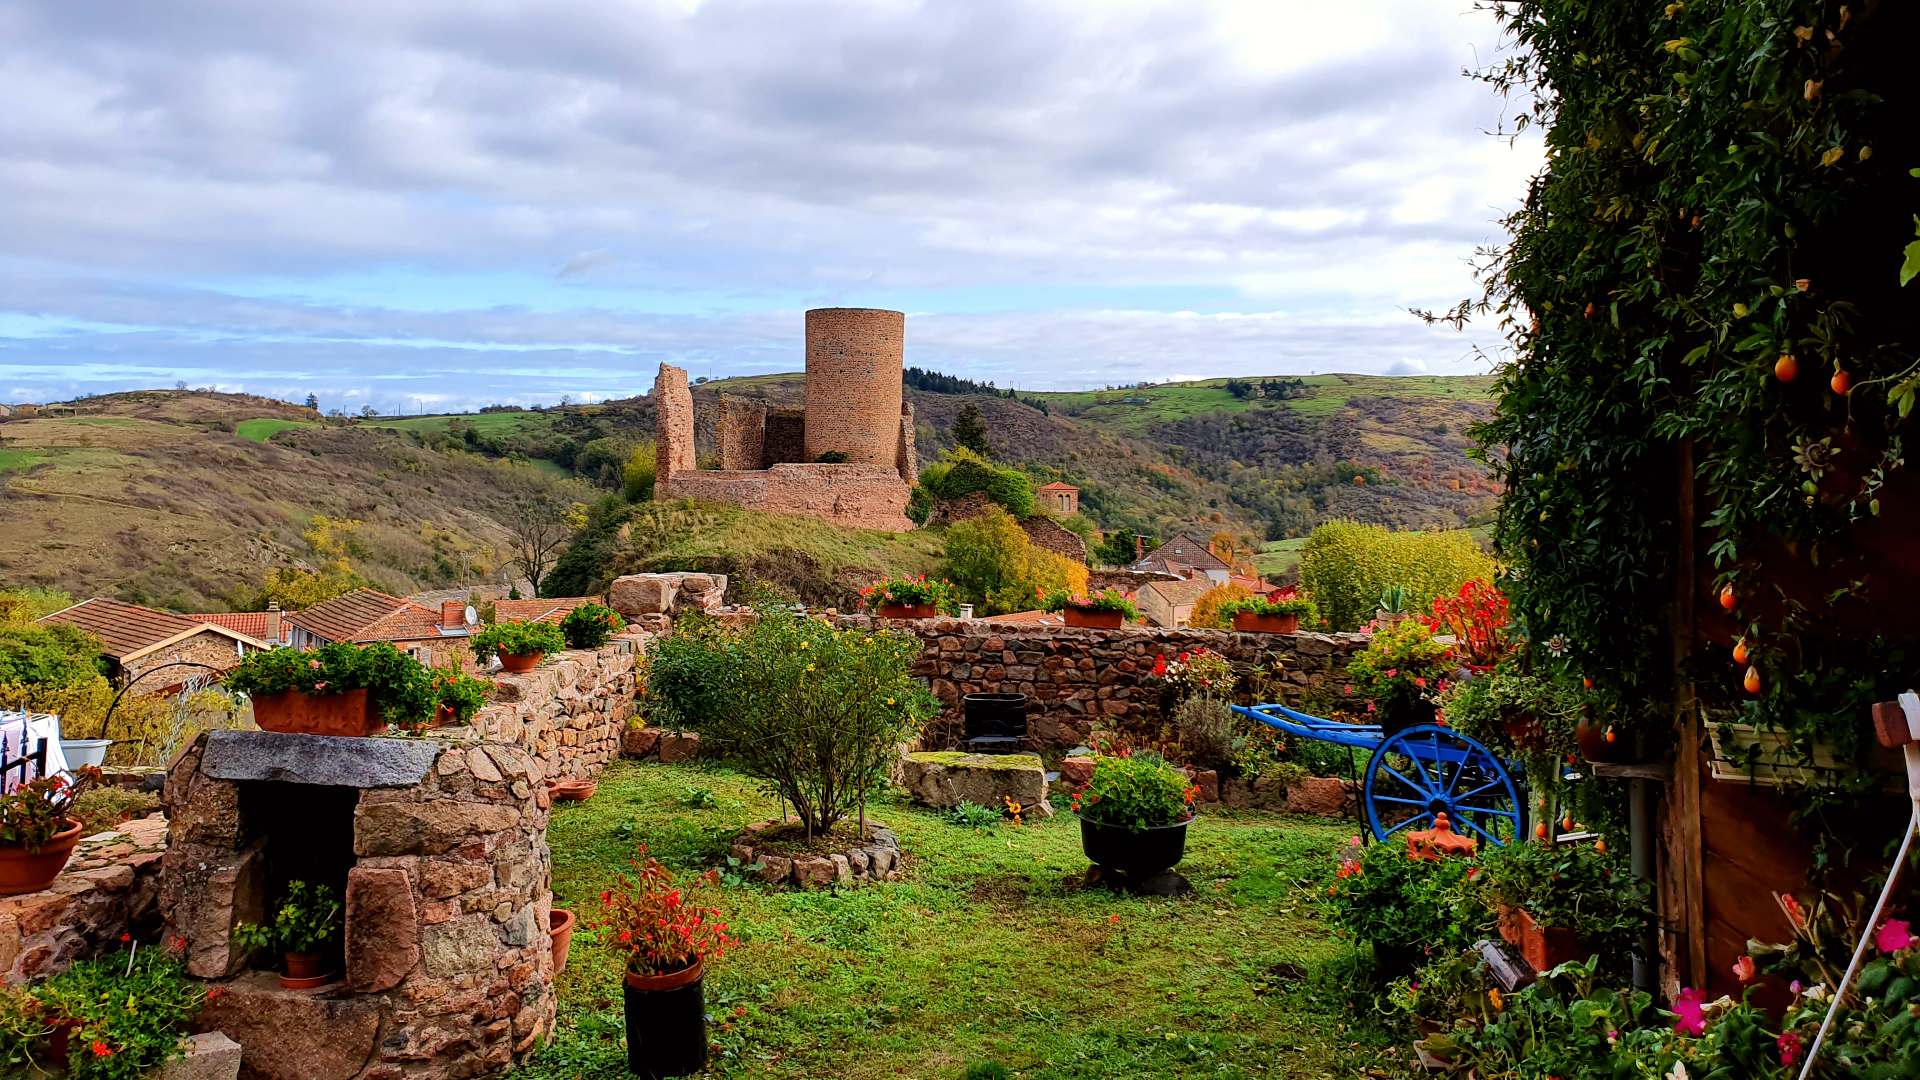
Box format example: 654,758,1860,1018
661,463,913,531
834,617,1369,752
0,814,167,984
467,635,647,783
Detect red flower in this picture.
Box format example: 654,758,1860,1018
91,1041,112,1058
119,932,131,944
1778,1031,1801,1067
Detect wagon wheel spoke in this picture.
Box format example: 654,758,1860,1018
1381,812,1431,838
1372,795,1431,807
1378,764,1432,799
1453,814,1503,847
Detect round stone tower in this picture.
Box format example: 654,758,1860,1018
803,307,905,467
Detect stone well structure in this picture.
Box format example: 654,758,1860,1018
162,731,555,1080
653,308,916,530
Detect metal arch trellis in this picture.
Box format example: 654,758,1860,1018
1229,700,1527,846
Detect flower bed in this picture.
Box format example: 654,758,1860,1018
725,820,902,888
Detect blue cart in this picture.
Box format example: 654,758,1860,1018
1229,702,1526,847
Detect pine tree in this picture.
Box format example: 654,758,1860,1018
951,402,991,457
304,393,319,411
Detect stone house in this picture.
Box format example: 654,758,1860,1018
38,598,268,691
1036,481,1080,516
1137,577,1214,629
1130,532,1233,581
284,588,478,671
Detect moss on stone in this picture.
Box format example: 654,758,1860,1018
906,751,1044,771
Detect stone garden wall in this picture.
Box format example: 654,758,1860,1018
468,633,649,784
836,617,1370,752
0,813,168,985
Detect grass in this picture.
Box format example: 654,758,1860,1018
1255,537,1311,579
365,410,553,437
234,418,316,442
0,449,48,475
525,760,1405,1079
640,500,947,582
1029,374,1494,436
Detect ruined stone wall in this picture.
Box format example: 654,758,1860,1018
469,635,647,783
896,402,918,486
803,308,904,467
833,617,1368,752
717,394,769,470
1021,515,1089,565
660,463,913,531
0,814,167,985
765,408,807,465
653,364,696,483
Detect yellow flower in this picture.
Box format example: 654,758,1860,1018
799,640,810,650
886,697,896,705
1489,988,1505,1012
805,664,815,673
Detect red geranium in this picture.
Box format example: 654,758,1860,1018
594,846,737,977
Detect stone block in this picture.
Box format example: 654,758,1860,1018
196,972,382,1080
346,866,419,992
356,801,519,857
657,732,700,764
156,1031,242,1080
756,855,792,884
791,857,835,889
1284,776,1354,817
622,727,660,758
421,914,501,977
200,731,439,789
895,751,1051,817
1057,757,1095,791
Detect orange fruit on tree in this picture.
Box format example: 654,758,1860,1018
1595,839,1608,854
1733,638,1749,665
1775,353,1799,382
1831,369,1851,395
1743,666,1762,695
1719,584,1737,611
1582,676,1593,690
1535,822,1549,840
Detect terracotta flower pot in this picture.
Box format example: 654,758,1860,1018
1232,611,1299,634
46,1017,83,1067
280,950,336,991
430,703,459,729
252,687,385,737
875,603,936,619
547,778,597,802
624,959,706,1078
0,818,84,895
1063,606,1123,628
549,907,576,973
498,649,544,673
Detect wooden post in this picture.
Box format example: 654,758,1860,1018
1670,436,1707,989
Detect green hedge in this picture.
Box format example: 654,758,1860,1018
920,449,1035,519
1299,522,1494,631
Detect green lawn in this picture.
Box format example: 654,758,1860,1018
527,760,1403,1079
1255,537,1310,579
234,418,316,442
0,449,48,475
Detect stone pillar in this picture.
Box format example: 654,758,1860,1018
717,394,769,470
896,401,918,487
653,363,695,485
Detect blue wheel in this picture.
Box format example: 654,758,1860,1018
1362,724,1521,848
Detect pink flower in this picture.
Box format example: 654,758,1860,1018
1731,956,1755,983
1876,918,1913,954
1673,987,1706,1037
1778,1031,1801,1067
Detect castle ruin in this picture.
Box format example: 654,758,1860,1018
653,308,917,531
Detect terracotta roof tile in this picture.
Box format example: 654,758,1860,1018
493,597,600,626
285,589,456,644
1144,577,1214,607
189,611,278,639
40,598,200,659
1036,482,1079,492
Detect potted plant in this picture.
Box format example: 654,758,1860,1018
1221,594,1319,634
225,641,435,736
0,766,100,895
595,848,737,1079
426,668,494,730
471,620,567,674
233,879,343,990
1437,667,1583,760
1474,839,1650,982
561,602,627,650
859,576,955,619
1324,836,1485,977
1345,619,1456,734
1042,587,1139,628
549,906,576,973
1069,753,1197,879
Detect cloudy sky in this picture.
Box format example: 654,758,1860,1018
0,0,1540,412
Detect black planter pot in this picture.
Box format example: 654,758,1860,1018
1079,815,1192,878
623,961,706,1078
962,692,1028,752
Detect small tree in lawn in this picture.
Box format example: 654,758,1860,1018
950,401,991,457
711,608,935,838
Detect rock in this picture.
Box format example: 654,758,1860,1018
608,573,730,618
865,846,895,876
657,732,701,764
1191,769,1219,804
728,844,755,864
756,856,793,884
196,972,382,1080
156,1031,242,1080
166,840,267,979
622,726,660,758
465,747,503,783
199,731,439,789
791,856,836,889
667,573,727,615
895,751,1051,817
346,867,419,992
1057,757,1095,791
420,914,501,977
356,801,519,857
419,859,492,899
1284,776,1354,817
829,854,852,884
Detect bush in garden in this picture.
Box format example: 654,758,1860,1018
29,945,207,1079
1172,695,1237,772
702,608,935,837
1299,522,1494,631
922,448,1035,518
1323,838,1487,962
1069,754,1195,830
1475,840,1652,983
1344,620,1455,728
1188,583,1252,629
469,619,566,662
642,614,743,731
941,505,1086,614
559,602,625,649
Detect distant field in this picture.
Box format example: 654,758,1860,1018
1032,373,1494,433
234,418,316,442
0,449,48,475
367,411,552,436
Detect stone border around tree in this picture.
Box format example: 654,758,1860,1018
728,819,902,889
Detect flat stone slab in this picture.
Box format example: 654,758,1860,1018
895,751,1051,817
156,1031,242,1080
201,731,442,789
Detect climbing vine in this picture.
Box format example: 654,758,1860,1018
1458,0,1920,794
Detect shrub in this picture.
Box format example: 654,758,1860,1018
429,668,494,727
1149,647,1235,701
1188,583,1252,629
814,450,850,464
621,441,657,502
1070,754,1195,831
942,506,1086,614
0,624,104,688
858,576,957,613
0,588,75,627
643,615,742,731
1344,620,1455,728
32,946,206,1080
1437,666,1582,763
1324,837,1486,961
703,608,935,836
224,641,434,727
1039,587,1138,621
1299,522,1495,631
470,620,566,662
1217,594,1319,624
560,602,625,649
233,879,341,958
1172,695,1236,772
924,449,1034,518
1475,839,1651,981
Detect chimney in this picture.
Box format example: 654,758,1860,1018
1134,534,1147,562
441,599,466,630
266,602,282,645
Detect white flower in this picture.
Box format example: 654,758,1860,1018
1543,634,1571,657
1666,1063,1689,1080
1803,983,1830,1003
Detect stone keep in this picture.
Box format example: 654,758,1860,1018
803,307,905,467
